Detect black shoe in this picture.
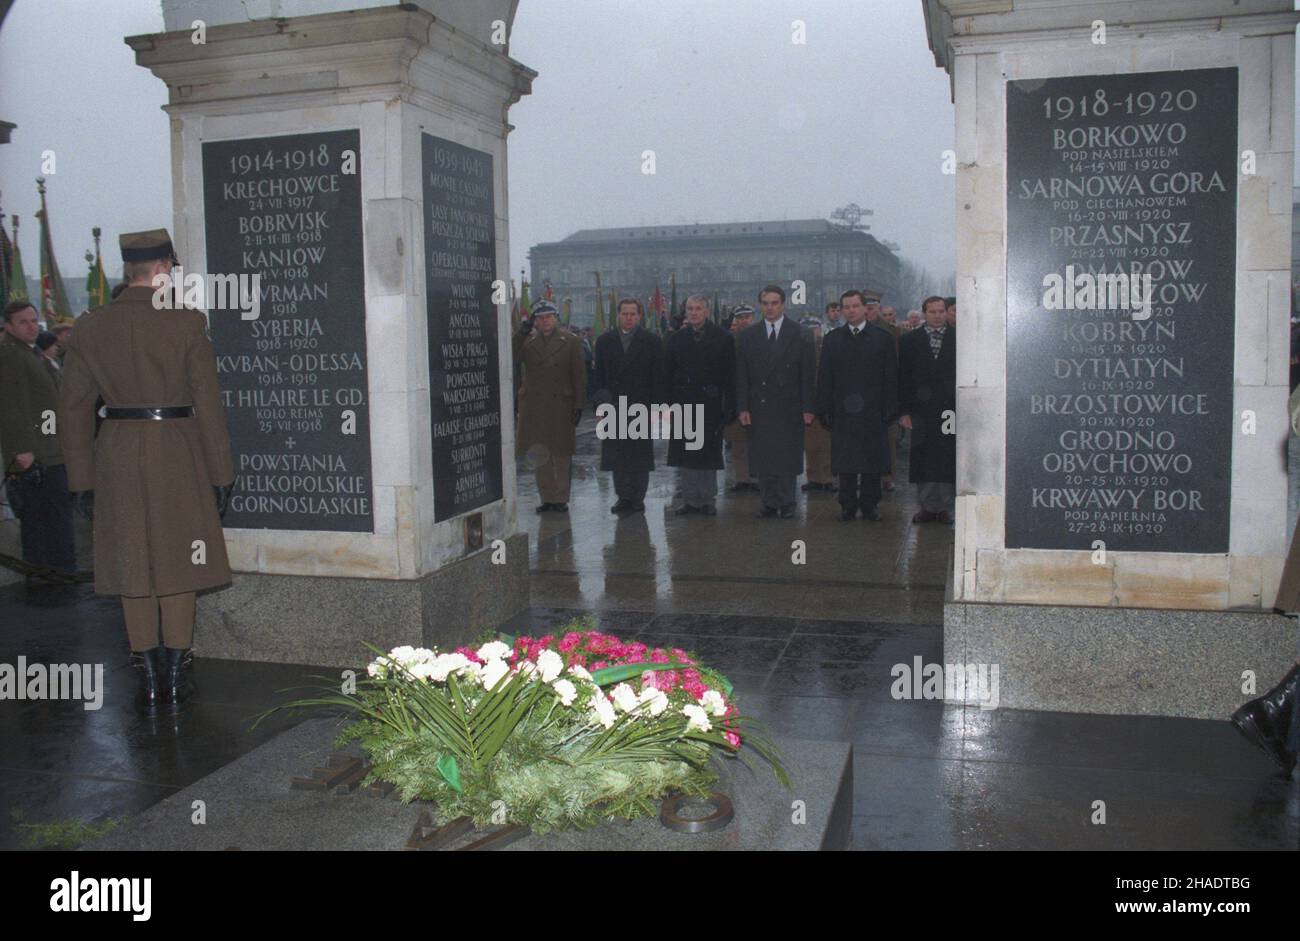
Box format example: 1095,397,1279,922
756,507,778,518
839,509,857,522
675,505,700,516
744,482,761,492
161,647,196,715
801,483,811,492
535,503,553,513
552,503,568,512
133,647,164,718
700,505,716,516
630,501,646,514
611,499,632,513
862,506,882,521
1231,664,1298,776
779,505,796,519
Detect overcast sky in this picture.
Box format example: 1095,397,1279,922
0,0,1296,294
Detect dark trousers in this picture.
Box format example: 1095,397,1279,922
15,462,75,573
839,472,882,513
613,469,649,502
760,473,796,510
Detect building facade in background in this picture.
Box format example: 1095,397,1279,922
529,220,901,326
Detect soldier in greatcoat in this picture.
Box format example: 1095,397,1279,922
513,301,586,512
59,229,234,717
723,304,758,492
664,294,735,515
800,317,835,494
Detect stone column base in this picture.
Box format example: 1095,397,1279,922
943,598,1297,719
196,532,529,667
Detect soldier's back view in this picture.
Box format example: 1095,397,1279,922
59,229,235,718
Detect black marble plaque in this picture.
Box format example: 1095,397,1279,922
422,133,503,522
202,129,373,532
1005,68,1237,552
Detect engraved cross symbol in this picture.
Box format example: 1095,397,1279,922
285,437,296,449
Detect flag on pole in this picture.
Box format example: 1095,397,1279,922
85,226,110,310
608,289,617,330
36,178,73,325
510,277,520,331
562,297,572,326
543,278,554,301
712,291,720,324
651,282,666,333
519,271,532,321
669,273,677,329
593,271,606,333
7,215,28,303
0,207,11,307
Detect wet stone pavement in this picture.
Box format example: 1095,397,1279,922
0,423,1295,850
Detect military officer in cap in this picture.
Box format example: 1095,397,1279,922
513,300,586,512
723,303,758,492
59,229,235,718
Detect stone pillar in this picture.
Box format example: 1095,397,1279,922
923,0,1299,717
129,4,535,666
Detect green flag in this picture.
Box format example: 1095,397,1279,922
562,297,572,326
593,271,605,333
36,178,73,325
86,227,110,309
8,215,28,302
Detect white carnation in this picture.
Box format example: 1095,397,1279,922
479,657,511,690
476,640,513,662
408,660,438,681
536,649,565,683
610,682,640,714
552,678,578,706
589,694,617,729
366,658,389,678
700,689,727,717
567,664,593,682
639,686,669,717
428,652,474,682
514,659,537,677
682,704,712,732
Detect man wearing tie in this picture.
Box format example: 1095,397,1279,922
735,285,816,519
816,290,898,522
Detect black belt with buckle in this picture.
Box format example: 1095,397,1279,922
103,406,194,421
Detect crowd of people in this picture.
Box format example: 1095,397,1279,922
513,285,958,523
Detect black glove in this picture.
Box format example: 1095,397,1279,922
818,415,833,432
573,409,583,427
76,490,95,522
519,318,534,336
671,312,685,330
214,483,234,518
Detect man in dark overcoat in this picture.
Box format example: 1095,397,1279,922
664,294,735,516
897,295,956,524
592,298,665,515
59,229,235,717
513,301,586,513
816,290,898,522
735,285,816,519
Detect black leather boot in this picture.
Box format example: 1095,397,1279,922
161,647,196,715
1230,663,1298,777
133,648,164,718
